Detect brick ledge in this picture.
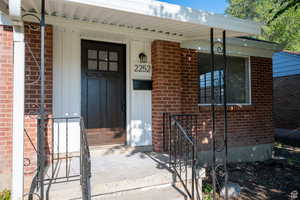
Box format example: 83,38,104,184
198,104,256,112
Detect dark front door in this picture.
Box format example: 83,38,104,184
81,40,126,146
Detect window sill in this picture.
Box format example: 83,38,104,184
198,104,255,112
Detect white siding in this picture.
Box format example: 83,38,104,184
53,27,81,152
131,91,152,146
129,40,152,146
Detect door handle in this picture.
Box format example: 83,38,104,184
122,103,126,112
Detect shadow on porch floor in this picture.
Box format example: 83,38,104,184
45,145,189,200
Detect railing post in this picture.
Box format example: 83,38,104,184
80,119,83,186
169,114,172,168
38,0,46,199
210,28,217,200
223,30,229,200
191,144,195,200
66,118,69,179
163,112,165,152
167,114,202,200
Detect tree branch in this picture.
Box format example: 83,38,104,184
268,0,300,24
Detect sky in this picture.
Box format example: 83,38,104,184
160,0,228,14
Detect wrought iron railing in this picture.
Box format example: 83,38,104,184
163,113,201,200
80,117,91,200
27,116,91,200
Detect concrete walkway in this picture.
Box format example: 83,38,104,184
275,128,300,147
45,146,204,200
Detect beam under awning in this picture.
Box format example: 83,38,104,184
181,38,281,58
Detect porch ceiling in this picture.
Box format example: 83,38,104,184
7,0,260,40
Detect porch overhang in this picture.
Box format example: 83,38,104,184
181,37,282,58
5,0,261,40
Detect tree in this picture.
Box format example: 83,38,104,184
226,0,259,20
269,0,300,23
226,0,300,51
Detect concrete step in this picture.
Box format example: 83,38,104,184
47,182,189,200
93,185,188,200
45,146,205,200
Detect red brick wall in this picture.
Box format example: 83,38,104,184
151,40,274,152
0,23,53,190
0,25,13,190
151,41,183,151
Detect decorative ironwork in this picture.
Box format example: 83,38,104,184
210,28,229,200
80,118,92,200
24,1,90,200
163,29,229,200
28,116,91,200
164,113,201,200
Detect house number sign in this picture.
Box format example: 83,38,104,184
132,52,152,77
134,63,151,73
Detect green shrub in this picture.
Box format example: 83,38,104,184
0,189,11,200
203,183,213,194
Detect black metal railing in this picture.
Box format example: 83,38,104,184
164,113,201,200
80,117,91,200
28,116,91,200
47,117,82,184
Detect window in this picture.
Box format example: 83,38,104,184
87,49,119,72
198,53,250,105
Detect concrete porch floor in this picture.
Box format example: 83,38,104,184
45,145,203,200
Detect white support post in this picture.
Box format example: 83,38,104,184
9,0,25,199
11,24,25,200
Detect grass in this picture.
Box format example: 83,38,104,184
0,189,10,200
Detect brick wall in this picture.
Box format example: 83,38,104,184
151,41,183,151
0,25,13,190
273,74,300,129
151,40,274,152
0,23,53,190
